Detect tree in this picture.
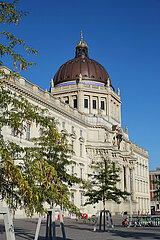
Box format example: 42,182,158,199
0,0,38,75
0,81,81,216
84,157,130,210
0,0,81,217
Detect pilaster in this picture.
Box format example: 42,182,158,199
77,90,84,112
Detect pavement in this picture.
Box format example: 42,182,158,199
0,215,160,240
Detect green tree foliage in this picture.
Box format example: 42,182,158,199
0,0,81,216
84,158,130,210
0,0,38,76
0,82,80,216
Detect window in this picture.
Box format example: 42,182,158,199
72,126,74,133
80,144,82,157
101,101,105,110
62,122,65,129
84,99,88,108
123,167,126,190
80,130,83,137
26,123,30,140
40,110,43,117
93,100,96,109
40,128,43,137
65,97,69,104
80,193,83,206
11,127,17,137
72,166,74,176
80,168,83,179
71,140,74,150
74,99,77,108
71,192,75,205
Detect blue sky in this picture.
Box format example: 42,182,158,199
2,0,160,170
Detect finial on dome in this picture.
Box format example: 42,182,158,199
75,31,88,58
81,30,83,41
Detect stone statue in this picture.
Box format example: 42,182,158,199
79,73,82,82
51,79,54,88
125,125,128,134
118,88,120,96
105,131,110,142
107,78,110,87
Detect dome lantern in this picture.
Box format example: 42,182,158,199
75,31,88,58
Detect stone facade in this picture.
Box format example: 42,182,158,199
149,168,160,214
1,40,150,217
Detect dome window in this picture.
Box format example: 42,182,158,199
101,101,105,110
74,98,77,108
93,100,97,109
84,99,88,108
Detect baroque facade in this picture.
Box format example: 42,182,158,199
1,35,150,217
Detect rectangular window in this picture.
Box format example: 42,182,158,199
80,144,82,157
26,123,30,140
93,100,96,109
124,167,126,190
74,99,77,108
80,168,83,179
40,128,43,137
101,101,105,110
11,127,16,137
40,110,43,117
71,140,74,150
71,192,75,205
72,126,74,133
80,130,83,137
72,166,74,176
80,193,83,206
62,122,65,129
84,99,88,108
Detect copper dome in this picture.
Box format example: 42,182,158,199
53,34,114,90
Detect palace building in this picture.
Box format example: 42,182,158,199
1,35,150,217
149,168,160,214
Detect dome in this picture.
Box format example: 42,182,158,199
53,33,114,90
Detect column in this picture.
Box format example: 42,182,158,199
77,91,83,112
68,95,72,107
131,167,136,201
105,97,107,116
119,104,121,125
89,95,92,114
125,166,130,192
98,96,101,115
107,95,111,121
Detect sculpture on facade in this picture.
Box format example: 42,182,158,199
79,73,82,82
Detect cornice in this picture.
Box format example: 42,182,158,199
4,78,90,128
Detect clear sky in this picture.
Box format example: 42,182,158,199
2,0,160,170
